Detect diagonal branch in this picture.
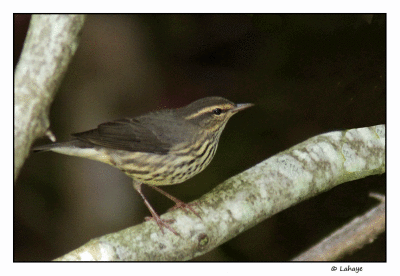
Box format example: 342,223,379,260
14,14,86,180
54,124,385,261
291,192,385,261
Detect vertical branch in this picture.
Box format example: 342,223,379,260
14,14,86,180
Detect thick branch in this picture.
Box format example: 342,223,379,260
54,124,385,261
14,14,86,180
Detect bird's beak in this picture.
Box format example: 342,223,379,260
232,103,254,113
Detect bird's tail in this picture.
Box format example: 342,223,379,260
33,142,65,152
33,139,94,152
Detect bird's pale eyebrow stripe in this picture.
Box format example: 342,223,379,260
184,104,232,120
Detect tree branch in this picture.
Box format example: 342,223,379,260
54,124,385,261
291,192,385,261
14,14,86,180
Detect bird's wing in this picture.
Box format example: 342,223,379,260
71,118,171,154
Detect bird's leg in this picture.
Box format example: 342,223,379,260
133,182,179,236
149,185,202,220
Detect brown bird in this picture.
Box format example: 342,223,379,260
34,97,253,235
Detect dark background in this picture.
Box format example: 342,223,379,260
14,14,386,261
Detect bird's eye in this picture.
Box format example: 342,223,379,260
213,108,222,115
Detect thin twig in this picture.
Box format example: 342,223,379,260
291,192,385,261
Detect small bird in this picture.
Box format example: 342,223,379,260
34,97,253,235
